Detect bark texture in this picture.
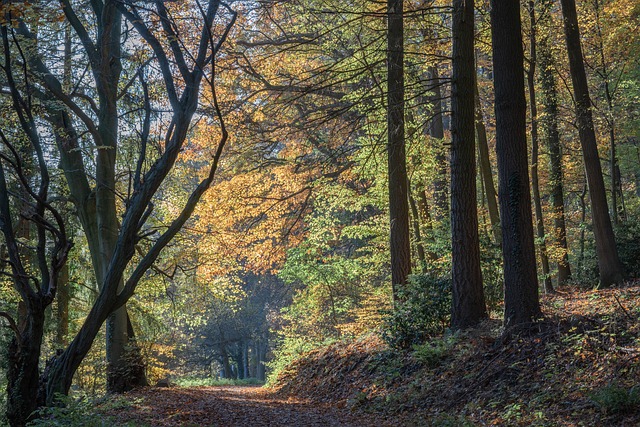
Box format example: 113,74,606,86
450,0,487,329
491,0,541,327
387,0,411,296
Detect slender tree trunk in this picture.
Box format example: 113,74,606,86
578,183,588,275
491,0,541,327
592,0,620,225
475,81,501,245
538,34,572,285
559,0,624,287
450,0,487,329
409,190,427,271
256,339,267,382
243,342,250,379
387,0,411,296
417,190,438,261
428,66,449,221
527,1,553,294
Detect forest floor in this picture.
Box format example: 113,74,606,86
97,385,390,426
94,282,640,426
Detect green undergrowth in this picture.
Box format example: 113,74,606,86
27,394,143,427
271,284,640,426
174,376,264,387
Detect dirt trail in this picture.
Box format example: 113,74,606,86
103,386,392,426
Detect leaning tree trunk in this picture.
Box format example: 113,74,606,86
491,0,541,327
475,80,501,245
450,0,487,329
559,0,624,287
387,0,411,297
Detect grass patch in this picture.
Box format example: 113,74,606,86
174,376,264,387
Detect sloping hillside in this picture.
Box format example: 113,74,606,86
272,283,640,426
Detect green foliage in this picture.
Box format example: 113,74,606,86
590,383,640,415
615,219,640,278
266,336,339,386
381,274,451,349
412,335,457,368
27,395,138,427
478,234,504,314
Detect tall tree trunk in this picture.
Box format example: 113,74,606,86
559,0,624,287
450,0,487,329
428,66,449,221
527,1,553,294
491,0,541,327
387,0,411,297
475,80,501,245
538,33,572,285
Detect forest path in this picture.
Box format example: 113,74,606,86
102,385,391,426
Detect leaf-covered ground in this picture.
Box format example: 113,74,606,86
97,283,640,426
97,385,392,426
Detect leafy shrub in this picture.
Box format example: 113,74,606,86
590,383,640,414
381,274,451,349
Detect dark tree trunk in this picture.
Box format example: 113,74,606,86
6,307,46,427
491,0,541,327
559,0,625,287
450,0,487,329
538,33,572,286
526,1,553,294
387,0,411,296
475,80,501,245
